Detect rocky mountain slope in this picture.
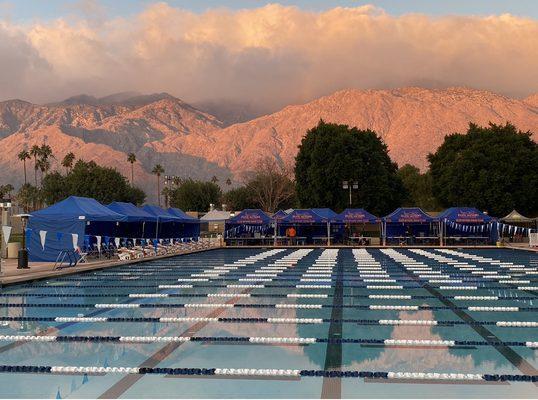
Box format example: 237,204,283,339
1,88,537,199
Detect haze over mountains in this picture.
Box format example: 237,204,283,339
1,87,537,198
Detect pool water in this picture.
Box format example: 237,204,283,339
0,248,536,398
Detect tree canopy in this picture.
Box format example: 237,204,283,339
169,179,222,212
428,122,538,216
40,160,146,205
397,164,441,211
222,186,258,211
294,120,404,215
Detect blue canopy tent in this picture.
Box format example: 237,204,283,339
142,205,183,239
438,207,496,245
107,202,158,240
224,209,273,245
272,210,288,221
278,209,332,245
383,208,439,245
168,208,201,239
334,209,381,245
27,196,127,262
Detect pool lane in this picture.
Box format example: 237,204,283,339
0,248,536,398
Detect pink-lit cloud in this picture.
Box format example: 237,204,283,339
1,3,537,109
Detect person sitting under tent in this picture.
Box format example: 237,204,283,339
286,227,297,238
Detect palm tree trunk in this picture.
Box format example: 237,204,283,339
157,176,161,206
23,160,27,185
33,156,37,187
131,163,134,185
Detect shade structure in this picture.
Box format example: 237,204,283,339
167,208,199,222
108,202,157,239
278,209,331,244
311,208,338,220
383,207,438,244
168,207,201,239
438,207,493,223
335,208,379,224
383,207,436,223
272,210,288,221
225,209,273,240
28,196,127,262
500,210,535,224
108,202,157,222
228,209,272,225
142,205,184,239
438,207,496,243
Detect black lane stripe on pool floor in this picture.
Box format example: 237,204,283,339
393,250,538,386
321,258,344,399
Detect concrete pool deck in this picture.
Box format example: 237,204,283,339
0,245,221,286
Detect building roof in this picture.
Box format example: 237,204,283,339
200,210,231,222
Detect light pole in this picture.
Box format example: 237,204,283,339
17,214,30,269
342,180,359,207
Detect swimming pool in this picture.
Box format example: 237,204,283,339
0,248,536,398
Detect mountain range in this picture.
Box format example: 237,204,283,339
1,87,537,199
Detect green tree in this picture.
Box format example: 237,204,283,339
222,186,257,211
17,183,41,211
0,184,14,198
18,150,31,185
397,164,441,211
125,185,146,206
151,164,165,206
127,153,136,184
428,122,538,216
169,179,222,212
41,160,146,205
41,172,68,205
294,120,404,215
61,152,76,174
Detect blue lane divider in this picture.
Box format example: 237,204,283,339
0,334,535,348
0,302,536,312
1,292,534,301
1,316,536,327
22,283,534,290
0,365,536,382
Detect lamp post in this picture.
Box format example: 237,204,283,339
17,214,30,269
342,180,359,206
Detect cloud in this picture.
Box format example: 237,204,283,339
0,3,537,110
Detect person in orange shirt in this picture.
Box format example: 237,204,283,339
286,227,297,237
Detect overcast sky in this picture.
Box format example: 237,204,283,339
1,1,537,109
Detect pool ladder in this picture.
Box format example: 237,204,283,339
54,250,78,270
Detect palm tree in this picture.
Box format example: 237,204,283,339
61,152,75,174
211,175,219,184
127,153,136,184
18,150,30,185
39,144,53,162
225,178,232,186
162,187,171,208
36,158,50,186
152,164,165,206
29,145,40,186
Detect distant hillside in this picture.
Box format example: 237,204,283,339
1,88,537,201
